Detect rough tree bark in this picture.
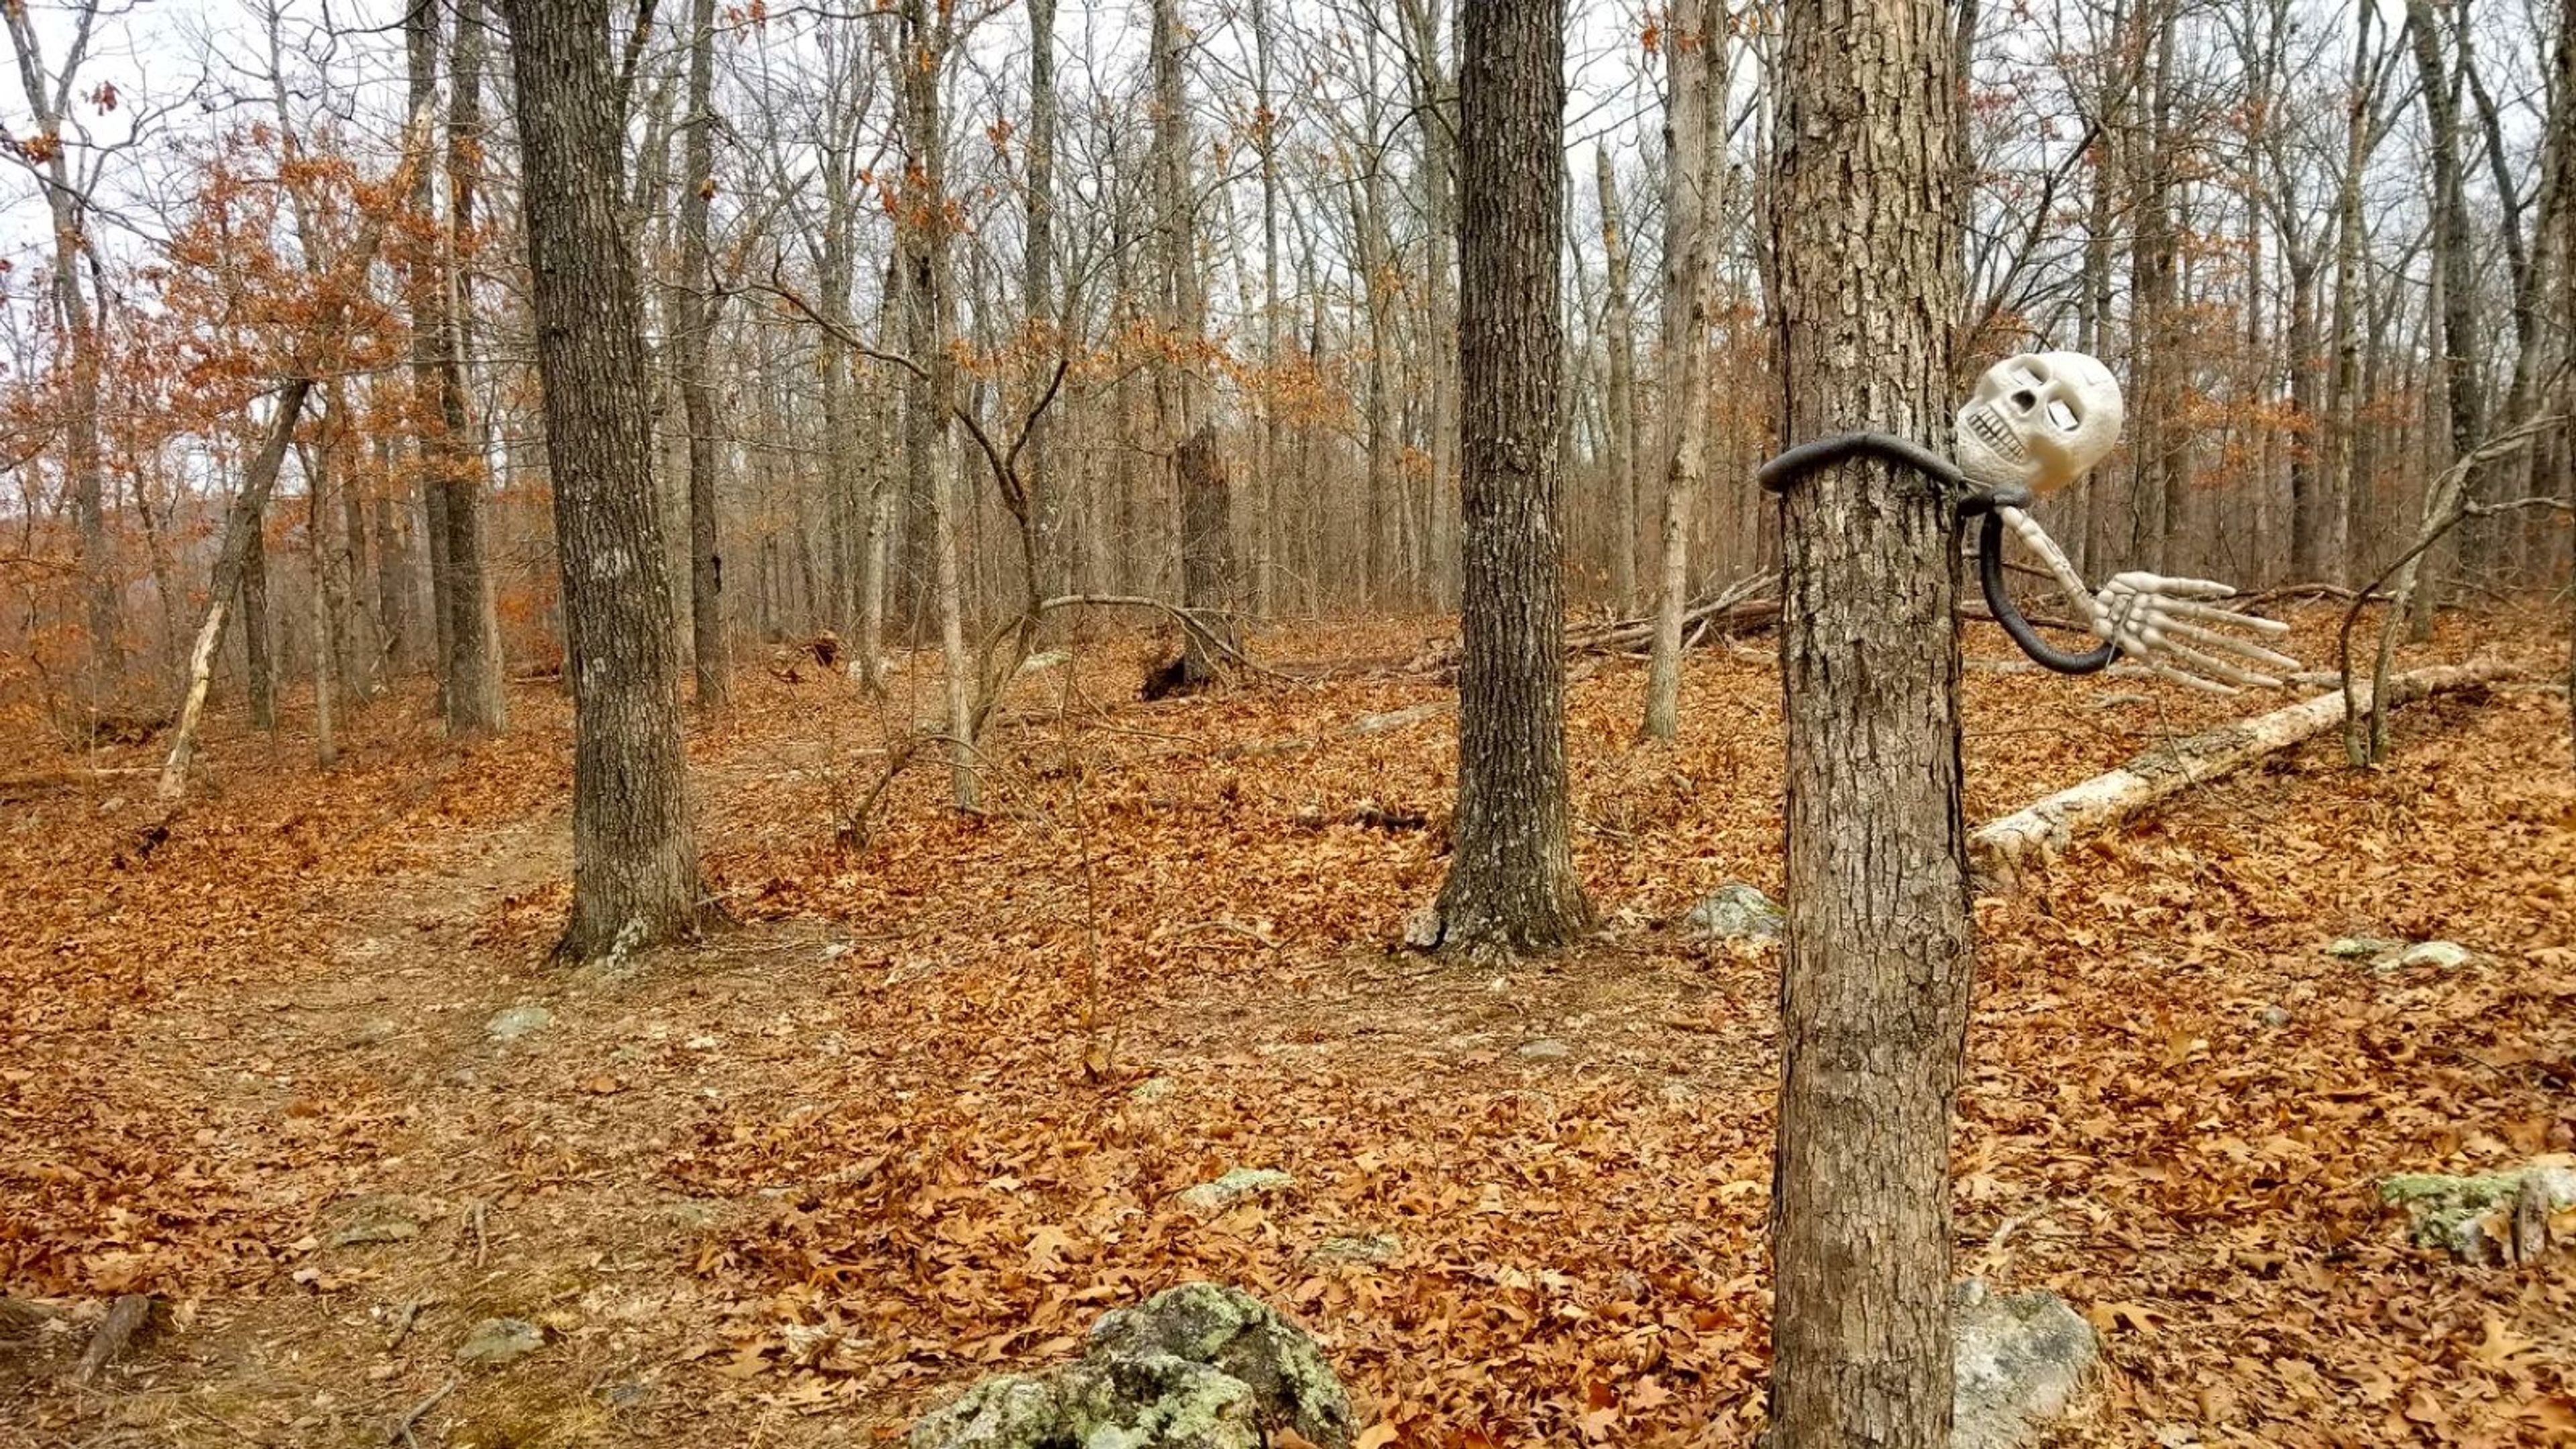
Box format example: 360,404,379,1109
2126,0,2180,569
1426,0,1593,957
503,0,707,959
240,519,275,733
1152,0,1239,683
1397,0,1460,607
1768,0,1970,1436
413,0,507,735
1595,150,1641,609
2404,0,2486,627
678,0,727,710
895,0,977,809
2324,3,2380,584
1025,0,1065,612
1642,0,1728,741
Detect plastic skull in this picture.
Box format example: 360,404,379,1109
1953,351,2126,492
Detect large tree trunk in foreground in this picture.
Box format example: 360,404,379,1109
504,0,706,959
1768,0,1968,1435
1973,661,2516,885
1427,0,1592,956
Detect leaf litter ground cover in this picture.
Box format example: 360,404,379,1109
2,603,2571,1446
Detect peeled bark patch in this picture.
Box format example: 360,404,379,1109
909,1283,1356,1449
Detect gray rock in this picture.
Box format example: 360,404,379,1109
2399,940,2473,969
455,1317,545,1366
322,1194,422,1248
1951,1282,2098,1449
1307,1234,1401,1267
484,1004,553,1042
1681,883,1785,942
1130,1077,1179,1104
2323,936,2401,960
2255,1005,2294,1029
1179,1169,1294,1215
1515,1038,1572,1062
910,1283,1356,1449
1401,907,1442,951
2381,1165,2576,1263
1349,702,1448,735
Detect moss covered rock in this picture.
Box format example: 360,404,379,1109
909,1284,1356,1449
2381,1165,2576,1264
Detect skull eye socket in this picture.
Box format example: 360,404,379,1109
2046,400,2080,431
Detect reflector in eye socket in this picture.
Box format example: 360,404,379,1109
2047,400,2079,431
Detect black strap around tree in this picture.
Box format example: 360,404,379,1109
1759,431,2119,676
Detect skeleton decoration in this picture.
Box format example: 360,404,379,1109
1955,352,2298,693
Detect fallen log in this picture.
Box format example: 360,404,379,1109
1970,659,2517,886
71,1293,153,1385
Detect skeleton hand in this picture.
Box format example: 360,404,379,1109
2092,573,2301,692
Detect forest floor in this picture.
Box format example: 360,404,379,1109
3,602,2575,1448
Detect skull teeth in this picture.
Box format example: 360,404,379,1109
1968,406,2028,462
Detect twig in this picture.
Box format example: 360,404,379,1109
386,1296,435,1351
387,1379,455,1447
470,1201,488,1269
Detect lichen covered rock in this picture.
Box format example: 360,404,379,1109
1680,883,1784,943
909,1283,1356,1449
2382,1165,2576,1263
1951,1282,2098,1448
1177,1169,1294,1216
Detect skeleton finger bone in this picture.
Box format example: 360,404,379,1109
2141,618,2302,672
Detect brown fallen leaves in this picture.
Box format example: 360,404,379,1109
4,604,2574,1446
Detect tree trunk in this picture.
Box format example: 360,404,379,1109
1026,0,1066,614
1356,162,1398,606
1768,0,1969,1436
2404,0,2486,623
2559,0,2575,761
896,0,977,808
413,0,507,735
1153,0,1238,682
241,518,276,733
2126,0,2179,569
1595,150,1641,610
1642,0,1728,741
1250,0,1282,617
678,0,727,710
2286,256,2331,580
2324,4,2377,586
310,472,339,768
1399,0,1460,608
3,5,119,684
502,0,706,958
159,382,315,799
1428,0,1593,957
